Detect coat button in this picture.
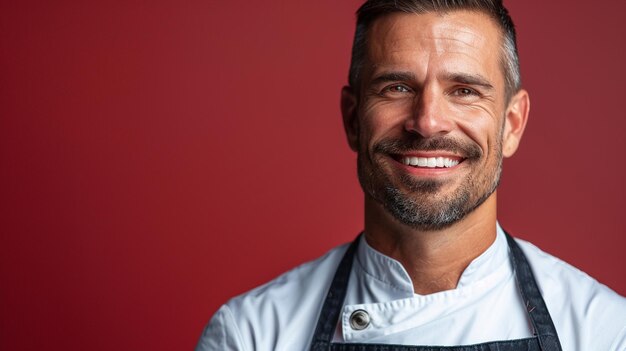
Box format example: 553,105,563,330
349,309,370,330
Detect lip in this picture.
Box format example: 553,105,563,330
394,151,464,159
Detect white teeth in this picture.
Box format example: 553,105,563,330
401,156,460,168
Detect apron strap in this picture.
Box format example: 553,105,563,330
310,236,360,351
504,232,562,351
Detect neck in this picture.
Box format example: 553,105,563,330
363,193,498,295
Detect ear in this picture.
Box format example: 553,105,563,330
502,89,530,158
341,86,359,152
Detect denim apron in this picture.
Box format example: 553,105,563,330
310,233,563,351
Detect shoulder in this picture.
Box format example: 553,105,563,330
226,242,348,324
197,242,350,351
513,237,625,306
514,237,626,350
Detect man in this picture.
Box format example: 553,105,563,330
197,0,626,350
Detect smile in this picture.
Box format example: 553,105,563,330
400,156,461,168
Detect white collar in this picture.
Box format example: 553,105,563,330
355,223,510,295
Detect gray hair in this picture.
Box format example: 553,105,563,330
348,0,521,100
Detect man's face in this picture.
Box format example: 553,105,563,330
343,11,526,230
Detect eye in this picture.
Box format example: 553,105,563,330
380,84,412,95
452,87,479,97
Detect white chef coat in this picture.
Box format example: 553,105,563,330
196,225,626,351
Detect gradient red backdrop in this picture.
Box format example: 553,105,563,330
1,1,625,350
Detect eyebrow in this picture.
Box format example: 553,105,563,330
368,71,495,91
369,71,416,86
443,73,494,90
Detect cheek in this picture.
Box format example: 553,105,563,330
360,102,412,142
452,106,502,154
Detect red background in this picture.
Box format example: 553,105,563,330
1,1,625,350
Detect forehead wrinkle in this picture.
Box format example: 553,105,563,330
425,23,492,56
426,35,486,56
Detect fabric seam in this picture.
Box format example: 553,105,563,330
223,304,249,351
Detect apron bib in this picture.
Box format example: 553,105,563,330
310,232,563,351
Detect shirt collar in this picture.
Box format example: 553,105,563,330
355,223,510,295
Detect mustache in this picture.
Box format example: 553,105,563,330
373,137,482,159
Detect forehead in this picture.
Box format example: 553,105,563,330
365,11,504,85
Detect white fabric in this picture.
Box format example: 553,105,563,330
196,225,626,351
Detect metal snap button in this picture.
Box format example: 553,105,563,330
349,309,370,330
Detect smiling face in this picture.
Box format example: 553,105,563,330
342,11,529,231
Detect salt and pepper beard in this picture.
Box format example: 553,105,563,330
356,128,504,231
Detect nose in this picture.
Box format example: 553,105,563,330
404,88,453,138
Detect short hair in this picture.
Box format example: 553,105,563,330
348,0,521,100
